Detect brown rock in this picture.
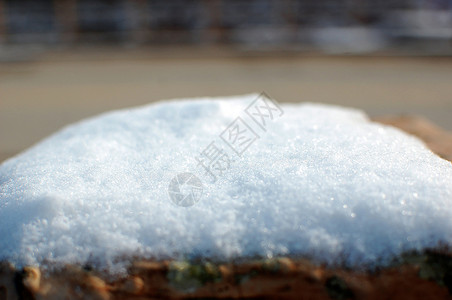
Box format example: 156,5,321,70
34,266,111,300
114,275,144,295
0,262,18,300
22,266,41,293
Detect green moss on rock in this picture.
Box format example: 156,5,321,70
167,260,222,292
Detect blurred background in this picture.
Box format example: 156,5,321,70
0,0,451,163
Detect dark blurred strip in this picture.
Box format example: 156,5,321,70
0,0,450,53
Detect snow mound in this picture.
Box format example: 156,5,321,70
1,94,452,272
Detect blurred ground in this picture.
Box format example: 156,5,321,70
1,47,452,163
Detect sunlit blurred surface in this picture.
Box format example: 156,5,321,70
0,0,451,162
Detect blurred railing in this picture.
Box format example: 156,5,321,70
0,0,451,53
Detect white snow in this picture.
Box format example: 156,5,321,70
1,93,452,272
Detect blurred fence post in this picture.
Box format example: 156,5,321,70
202,0,222,44
0,0,6,43
54,0,78,44
128,0,149,45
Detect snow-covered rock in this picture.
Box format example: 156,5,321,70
1,94,451,272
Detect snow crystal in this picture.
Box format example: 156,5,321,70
1,93,452,272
